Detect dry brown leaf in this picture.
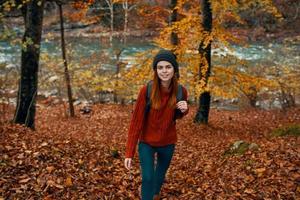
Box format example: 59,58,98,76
46,166,55,173
255,168,266,177
54,184,64,189
297,186,300,193
78,159,84,164
244,188,255,194
19,178,31,183
64,176,73,187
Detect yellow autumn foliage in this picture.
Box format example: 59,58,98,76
132,0,284,101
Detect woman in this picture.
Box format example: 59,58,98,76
124,49,189,200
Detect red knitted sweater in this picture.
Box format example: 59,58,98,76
125,84,188,158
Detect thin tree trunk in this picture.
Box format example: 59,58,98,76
58,3,75,117
114,49,123,103
110,4,114,46
123,1,136,45
13,0,44,129
103,0,114,46
169,0,178,46
194,0,212,124
123,0,128,44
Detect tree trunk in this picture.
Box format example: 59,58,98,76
114,49,123,103
103,0,114,46
194,0,212,124
123,0,128,44
110,4,114,46
169,0,178,46
13,0,44,129
58,3,75,117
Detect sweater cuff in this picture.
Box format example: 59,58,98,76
125,149,135,158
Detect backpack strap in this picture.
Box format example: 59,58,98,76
148,81,183,102
146,81,152,102
145,81,184,121
174,84,184,121
176,84,183,102
144,81,152,119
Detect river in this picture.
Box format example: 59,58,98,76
1,37,299,71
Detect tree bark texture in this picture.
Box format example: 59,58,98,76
13,0,44,129
169,0,178,46
58,3,75,117
194,0,212,124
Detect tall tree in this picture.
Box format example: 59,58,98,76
13,0,45,129
194,0,212,124
58,1,75,117
121,0,136,44
104,0,115,46
169,0,178,47
121,0,284,116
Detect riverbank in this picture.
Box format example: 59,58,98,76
2,14,300,44
229,27,300,43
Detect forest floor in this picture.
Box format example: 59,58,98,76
1,104,300,199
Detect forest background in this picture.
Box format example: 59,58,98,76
0,0,300,199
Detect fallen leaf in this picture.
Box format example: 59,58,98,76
65,176,72,187
78,159,84,164
40,142,48,147
19,178,31,183
297,186,300,193
244,188,255,194
54,184,64,189
46,166,55,173
255,168,266,177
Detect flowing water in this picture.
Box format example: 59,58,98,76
1,37,299,70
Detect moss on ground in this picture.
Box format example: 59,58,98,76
271,124,300,137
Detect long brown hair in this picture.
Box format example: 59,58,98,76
150,71,178,109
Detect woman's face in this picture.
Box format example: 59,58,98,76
156,61,175,83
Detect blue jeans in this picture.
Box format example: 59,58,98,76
138,142,175,200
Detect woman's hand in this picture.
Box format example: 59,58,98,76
176,101,188,113
124,158,132,170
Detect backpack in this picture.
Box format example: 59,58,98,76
144,81,184,121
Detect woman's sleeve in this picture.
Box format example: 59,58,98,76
125,85,147,158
